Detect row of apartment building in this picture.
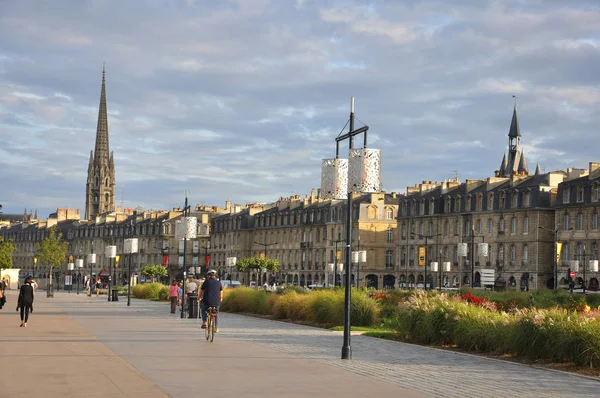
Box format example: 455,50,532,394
1,160,599,291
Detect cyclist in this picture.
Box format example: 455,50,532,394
198,269,223,333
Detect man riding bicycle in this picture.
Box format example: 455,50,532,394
198,269,223,333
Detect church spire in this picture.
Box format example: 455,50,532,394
535,163,541,175
94,65,109,165
508,105,521,138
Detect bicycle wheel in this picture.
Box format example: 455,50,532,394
209,314,216,342
205,314,211,340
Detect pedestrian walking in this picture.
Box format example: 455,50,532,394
96,278,101,297
17,276,35,327
169,280,179,314
85,278,91,296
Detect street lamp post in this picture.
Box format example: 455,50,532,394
352,250,367,288
76,258,83,295
67,262,74,293
87,253,96,297
465,227,485,288
411,233,441,290
540,226,572,291
124,220,138,307
105,245,117,302
254,240,278,286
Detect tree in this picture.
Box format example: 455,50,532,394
236,256,280,285
141,264,168,283
0,237,16,282
35,226,69,297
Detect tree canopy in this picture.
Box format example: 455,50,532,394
236,256,280,273
0,237,16,270
35,226,69,270
141,264,168,282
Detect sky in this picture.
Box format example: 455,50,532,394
1,0,599,219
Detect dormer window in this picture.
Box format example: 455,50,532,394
593,183,599,202
577,185,585,203
524,190,531,207
476,194,483,211
563,186,571,204
429,199,435,215
499,193,506,209
445,197,451,213
466,196,472,211
487,193,494,210
454,197,461,212
420,200,425,215
412,200,417,216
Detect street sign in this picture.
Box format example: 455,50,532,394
570,271,576,279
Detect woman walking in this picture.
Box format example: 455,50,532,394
169,280,180,314
17,276,35,327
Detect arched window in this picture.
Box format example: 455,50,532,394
594,212,599,230
577,185,585,203
420,201,425,215
387,208,394,220
455,197,461,212
429,199,435,215
368,206,377,219
594,183,600,202
563,214,569,230
498,245,504,262
499,217,505,232
488,218,493,235
510,244,516,262
512,192,519,208
593,241,598,260
578,212,584,230
487,193,494,210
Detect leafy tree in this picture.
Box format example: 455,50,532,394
0,237,16,281
141,264,168,282
35,226,69,297
236,256,280,273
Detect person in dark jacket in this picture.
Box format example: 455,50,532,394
17,276,35,327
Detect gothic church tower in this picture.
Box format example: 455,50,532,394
85,67,116,220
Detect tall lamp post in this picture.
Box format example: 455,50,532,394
105,245,117,302
124,236,138,307
176,192,196,318
352,250,367,288
254,240,278,285
87,253,96,296
463,227,485,288
76,258,83,295
411,232,441,290
67,262,74,293
226,257,237,287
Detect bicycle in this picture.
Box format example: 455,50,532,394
205,306,218,342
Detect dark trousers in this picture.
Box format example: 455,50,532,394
170,296,178,313
20,304,32,322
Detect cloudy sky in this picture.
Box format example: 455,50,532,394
1,0,599,219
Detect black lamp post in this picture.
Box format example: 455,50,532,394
468,227,485,288
125,220,136,307
411,232,441,290
254,240,277,285
179,192,192,319
539,226,572,291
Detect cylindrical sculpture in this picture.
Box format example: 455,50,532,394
478,243,489,257
68,263,75,271
105,245,117,258
87,253,96,263
176,217,198,240
443,262,451,272
457,243,468,257
430,262,439,272
321,158,348,199
76,259,84,268
124,238,139,254
348,148,381,193
569,260,579,272
590,260,599,273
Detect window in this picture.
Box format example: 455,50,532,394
401,223,407,239
563,214,569,230
412,200,417,216
387,228,393,243
498,245,504,261
476,194,483,211
577,185,585,203
511,217,517,234
510,245,516,262
594,212,599,230
444,221,449,235
594,184,600,202
402,201,407,216
455,197,461,212
386,250,393,267
488,219,493,235
488,193,494,210
368,206,376,219
420,201,425,215
561,242,569,265
429,221,434,236
578,213,584,230
387,208,393,220
524,191,531,207
523,216,529,234
500,193,506,209
523,245,528,265
465,220,471,234
499,218,505,232
419,222,424,235
577,242,584,262
454,220,460,235
512,192,518,208
476,219,481,234
487,245,493,263
466,196,472,211
593,241,598,260
563,186,570,203
429,199,435,215
445,198,451,213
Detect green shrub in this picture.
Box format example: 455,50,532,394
221,287,269,314
131,282,166,300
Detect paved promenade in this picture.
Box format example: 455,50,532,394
1,289,599,398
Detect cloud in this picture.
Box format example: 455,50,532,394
0,0,598,217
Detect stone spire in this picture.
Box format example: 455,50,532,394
508,105,521,138
518,152,529,175
94,65,110,165
535,163,541,175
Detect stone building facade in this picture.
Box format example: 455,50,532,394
210,189,399,288
555,163,600,289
